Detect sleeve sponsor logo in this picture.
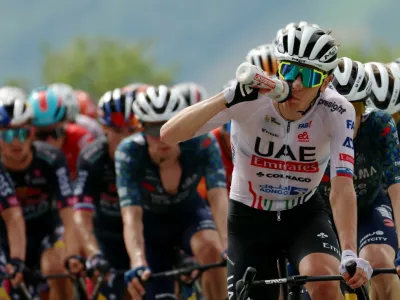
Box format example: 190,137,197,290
339,153,354,165
336,167,353,178
251,155,319,173
55,167,73,197
346,120,355,130
317,99,346,114
259,184,308,196
342,137,354,149
74,170,89,195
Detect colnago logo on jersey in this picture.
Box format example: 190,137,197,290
317,99,346,114
256,172,312,182
252,139,318,173
259,184,308,195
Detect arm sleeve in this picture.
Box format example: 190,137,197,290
73,153,100,211
377,113,400,186
201,133,227,190
115,140,142,208
329,102,356,179
53,150,76,210
195,109,231,137
0,168,18,213
194,90,270,137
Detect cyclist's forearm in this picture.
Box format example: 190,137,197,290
161,93,227,144
330,188,357,252
208,188,228,250
74,210,101,257
388,184,400,243
60,207,81,256
3,207,26,260
122,206,147,267
123,221,146,267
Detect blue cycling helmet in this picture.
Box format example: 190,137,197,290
28,87,66,126
98,88,137,127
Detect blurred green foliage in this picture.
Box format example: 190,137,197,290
41,37,177,100
339,41,399,63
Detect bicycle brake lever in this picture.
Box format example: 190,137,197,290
345,261,357,277
235,267,257,300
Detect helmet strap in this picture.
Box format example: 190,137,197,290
296,88,321,116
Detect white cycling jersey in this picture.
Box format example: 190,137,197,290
195,88,355,211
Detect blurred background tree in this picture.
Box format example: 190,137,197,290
3,78,30,92
339,41,398,63
41,37,177,100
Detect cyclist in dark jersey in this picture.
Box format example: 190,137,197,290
0,87,77,299
0,87,27,293
117,85,228,300
73,88,141,299
0,87,79,299
319,58,400,300
28,86,94,180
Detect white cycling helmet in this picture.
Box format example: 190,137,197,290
245,44,278,77
364,62,400,114
48,82,79,121
173,82,208,106
331,57,372,102
133,85,186,123
273,21,321,46
0,86,33,126
275,25,339,72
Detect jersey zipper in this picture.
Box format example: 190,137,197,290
277,121,291,221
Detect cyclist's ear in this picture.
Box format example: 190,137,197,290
321,75,334,92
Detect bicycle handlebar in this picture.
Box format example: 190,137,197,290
235,266,397,300
150,260,226,279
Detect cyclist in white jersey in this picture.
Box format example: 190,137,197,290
161,25,372,300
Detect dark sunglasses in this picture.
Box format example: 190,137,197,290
278,61,328,88
0,128,32,143
35,127,65,141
